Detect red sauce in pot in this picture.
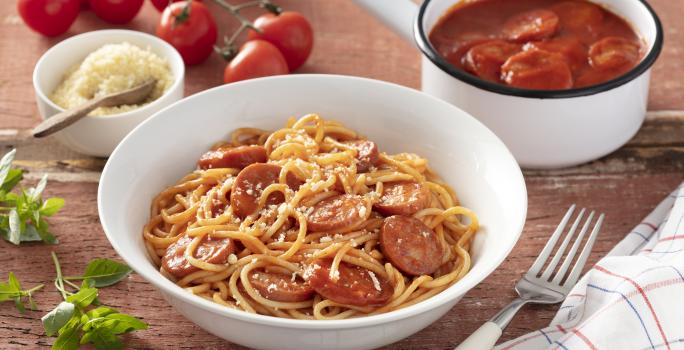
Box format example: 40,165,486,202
428,0,644,90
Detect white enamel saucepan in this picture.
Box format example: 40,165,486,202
352,0,663,169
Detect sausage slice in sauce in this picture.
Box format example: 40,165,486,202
464,40,521,82
501,49,573,90
198,145,268,170
247,270,314,302
588,36,640,71
380,216,443,276
162,235,235,278
374,181,430,216
231,163,301,218
306,258,393,306
525,37,587,70
344,140,380,173
306,194,370,233
502,9,559,42
549,1,605,42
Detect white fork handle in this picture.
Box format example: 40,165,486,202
454,321,502,350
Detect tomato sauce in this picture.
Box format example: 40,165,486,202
429,0,644,90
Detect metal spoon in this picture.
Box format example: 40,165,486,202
32,79,156,138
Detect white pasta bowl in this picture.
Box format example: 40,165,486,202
33,29,185,157
98,74,527,350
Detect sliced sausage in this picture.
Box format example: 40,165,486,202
588,36,640,71
306,194,370,233
231,163,301,218
344,140,380,173
162,235,235,278
432,34,490,69
501,49,573,90
380,215,443,276
464,40,521,82
525,37,587,71
247,270,314,302
374,181,430,216
549,1,604,42
502,9,559,42
198,145,268,170
306,258,393,306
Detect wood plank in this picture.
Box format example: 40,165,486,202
3,110,684,180
0,174,680,349
1,0,683,131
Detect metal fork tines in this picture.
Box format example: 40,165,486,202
455,205,604,350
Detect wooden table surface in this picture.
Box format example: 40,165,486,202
1,1,683,349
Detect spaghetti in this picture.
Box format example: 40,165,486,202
143,114,479,320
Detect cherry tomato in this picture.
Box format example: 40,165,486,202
89,0,143,24
223,40,289,84
156,1,218,65
247,11,314,71
17,0,80,37
149,0,200,12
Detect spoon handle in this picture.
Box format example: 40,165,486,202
32,96,106,138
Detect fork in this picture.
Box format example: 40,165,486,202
455,205,605,350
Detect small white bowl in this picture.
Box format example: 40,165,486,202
33,29,184,157
98,75,527,350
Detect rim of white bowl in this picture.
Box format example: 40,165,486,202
32,29,185,120
98,74,528,329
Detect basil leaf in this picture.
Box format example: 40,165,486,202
0,283,17,302
30,174,48,202
35,218,58,244
0,149,16,187
86,306,118,319
79,331,93,345
65,281,98,308
1,168,23,194
78,259,132,287
40,197,65,217
42,302,76,337
8,272,21,291
0,273,42,312
29,295,37,310
52,317,81,350
89,328,123,350
6,272,24,312
21,224,44,242
81,306,115,333
14,297,25,313
101,313,148,334
8,209,22,245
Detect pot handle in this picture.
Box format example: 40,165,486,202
351,0,418,44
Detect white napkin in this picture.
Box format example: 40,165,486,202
496,183,684,350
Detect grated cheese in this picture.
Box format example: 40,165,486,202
50,42,173,116
368,271,381,291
